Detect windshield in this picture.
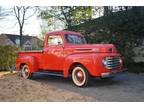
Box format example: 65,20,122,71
65,34,87,44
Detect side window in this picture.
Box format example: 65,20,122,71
48,35,63,46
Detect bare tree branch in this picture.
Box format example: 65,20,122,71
13,6,37,48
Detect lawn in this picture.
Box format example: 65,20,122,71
0,71,16,78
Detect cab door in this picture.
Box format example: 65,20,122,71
43,35,64,71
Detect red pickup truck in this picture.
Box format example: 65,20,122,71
16,31,123,87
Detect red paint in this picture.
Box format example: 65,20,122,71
16,30,123,78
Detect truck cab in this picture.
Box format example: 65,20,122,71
16,31,124,87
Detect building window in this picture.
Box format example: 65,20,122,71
23,41,32,50
15,39,20,45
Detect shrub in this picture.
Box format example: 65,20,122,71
0,45,19,72
70,9,144,64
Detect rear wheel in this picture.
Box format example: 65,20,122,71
20,65,32,79
72,65,90,87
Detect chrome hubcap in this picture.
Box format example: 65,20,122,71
22,66,29,78
75,70,84,83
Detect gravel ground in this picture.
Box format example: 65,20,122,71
0,73,94,102
0,72,144,102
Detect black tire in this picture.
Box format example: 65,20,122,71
20,64,32,79
72,64,90,87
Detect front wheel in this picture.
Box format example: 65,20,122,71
72,65,90,87
20,64,32,79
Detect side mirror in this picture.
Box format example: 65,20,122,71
57,41,62,45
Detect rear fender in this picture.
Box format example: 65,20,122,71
16,56,39,73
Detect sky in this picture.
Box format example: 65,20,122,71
0,6,103,38
0,6,104,38
0,14,41,36
0,6,105,38
0,7,40,37
0,6,65,38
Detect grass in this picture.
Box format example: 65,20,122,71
0,71,16,76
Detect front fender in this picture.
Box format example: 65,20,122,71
63,53,95,78
16,56,39,73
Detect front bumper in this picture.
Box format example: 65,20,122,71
101,69,127,78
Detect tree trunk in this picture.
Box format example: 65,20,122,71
104,6,109,16
19,27,23,48
103,6,112,16
67,21,72,30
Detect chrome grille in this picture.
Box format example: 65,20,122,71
104,56,121,69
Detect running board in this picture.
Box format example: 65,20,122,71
34,70,64,77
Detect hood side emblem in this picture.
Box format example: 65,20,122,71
108,48,112,52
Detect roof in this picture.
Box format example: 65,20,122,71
46,30,82,36
1,34,39,45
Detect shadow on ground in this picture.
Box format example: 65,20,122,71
29,72,144,101
31,72,121,88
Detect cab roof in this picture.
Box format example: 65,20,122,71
46,30,82,36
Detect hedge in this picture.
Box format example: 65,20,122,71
0,45,19,72
70,9,144,64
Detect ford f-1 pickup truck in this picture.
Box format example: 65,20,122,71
16,30,123,87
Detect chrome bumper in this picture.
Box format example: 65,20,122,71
101,69,127,78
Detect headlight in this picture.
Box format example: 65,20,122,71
119,58,122,63
102,58,108,66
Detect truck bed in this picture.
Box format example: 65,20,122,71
18,50,43,55
18,50,44,68
19,50,43,53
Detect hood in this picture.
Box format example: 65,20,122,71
66,44,117,53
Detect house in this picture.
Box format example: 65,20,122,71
0,34,42,50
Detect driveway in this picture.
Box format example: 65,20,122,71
0,72,144,101
33,71,144,101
